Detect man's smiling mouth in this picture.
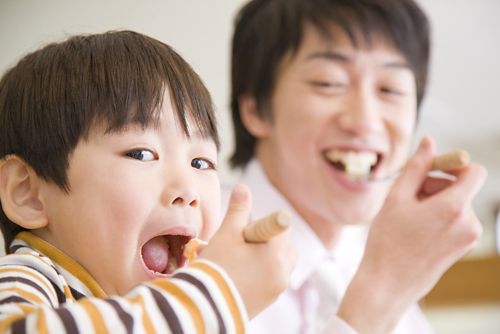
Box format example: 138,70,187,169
324,149,382,181
141,235,192,276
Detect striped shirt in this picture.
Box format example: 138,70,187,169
0,232,248,333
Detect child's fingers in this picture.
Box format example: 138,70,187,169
220,183,253,231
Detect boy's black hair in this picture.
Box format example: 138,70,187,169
230,0,431,168
0,30,219,250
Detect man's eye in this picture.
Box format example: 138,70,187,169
380,86,404,96
126,149,157,161
191,158,216,170
309,81,347,94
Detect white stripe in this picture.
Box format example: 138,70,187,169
127,285,171,334
171,278,219,332
64,301,95,333
0,266,58,306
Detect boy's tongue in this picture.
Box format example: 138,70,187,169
142,236,169,273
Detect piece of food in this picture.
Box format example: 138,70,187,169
243,211,291,243
431,149,470,171
325,150,378,181
183,238,208,263
183,211,291,263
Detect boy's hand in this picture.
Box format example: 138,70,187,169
338,137,487,334
199,184,297,319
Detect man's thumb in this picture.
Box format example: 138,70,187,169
393,136,435,194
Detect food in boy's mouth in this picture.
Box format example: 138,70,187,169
183,238,208,263
141,235,191,275
325,150,378,181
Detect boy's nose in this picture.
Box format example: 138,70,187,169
170,192,199,207
161,173,200,208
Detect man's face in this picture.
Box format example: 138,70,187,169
253,24,417,238
37,91,220,295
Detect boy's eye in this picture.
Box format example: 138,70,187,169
126,149,157,161
191,158,216,170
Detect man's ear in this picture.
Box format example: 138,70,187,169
0,156,48,229
239,95,272,138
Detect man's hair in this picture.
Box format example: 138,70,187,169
230,0,431,168
0,30,218,250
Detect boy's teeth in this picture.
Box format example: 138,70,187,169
325,150,377,180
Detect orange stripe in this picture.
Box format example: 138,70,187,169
36,309,49,334
129,294,155,334
0,266,54,297
0,314,26,332
80,299,108,333
152,280,204,333
0,286,45,305
190,261,245,334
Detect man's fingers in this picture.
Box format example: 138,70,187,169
435,163,487,204
393,136,436,195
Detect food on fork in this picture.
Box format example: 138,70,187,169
325,150,378,181
431,149,470,171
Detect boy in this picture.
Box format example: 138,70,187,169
229,0,486,333
0,30,295,332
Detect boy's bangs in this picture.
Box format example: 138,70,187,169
91,32,219,148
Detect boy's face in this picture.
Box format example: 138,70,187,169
254,24,417,238
36,91,220,295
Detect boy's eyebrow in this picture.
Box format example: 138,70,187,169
304,50,410,70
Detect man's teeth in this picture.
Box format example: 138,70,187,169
325,150,377,180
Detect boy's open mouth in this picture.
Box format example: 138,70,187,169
141,235,192,276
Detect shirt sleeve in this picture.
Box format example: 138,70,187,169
0,258,248,333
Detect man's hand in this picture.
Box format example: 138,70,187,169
338,137,487,334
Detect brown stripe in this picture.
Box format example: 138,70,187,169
150,287,184,333
107,299,134,334
56,307,80,334
11,317,27,334
174,272,226,334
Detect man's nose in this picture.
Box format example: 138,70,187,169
336,86,384,134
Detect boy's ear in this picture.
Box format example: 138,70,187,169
0,156,48,229
239,95,272,138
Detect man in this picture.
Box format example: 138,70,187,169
228,0,487,333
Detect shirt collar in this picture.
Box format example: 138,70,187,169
13,231,107,298
240,159,331,289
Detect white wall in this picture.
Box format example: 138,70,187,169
1,1,499,251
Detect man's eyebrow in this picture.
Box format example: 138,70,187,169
305,51,411,70
305,51,350,63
